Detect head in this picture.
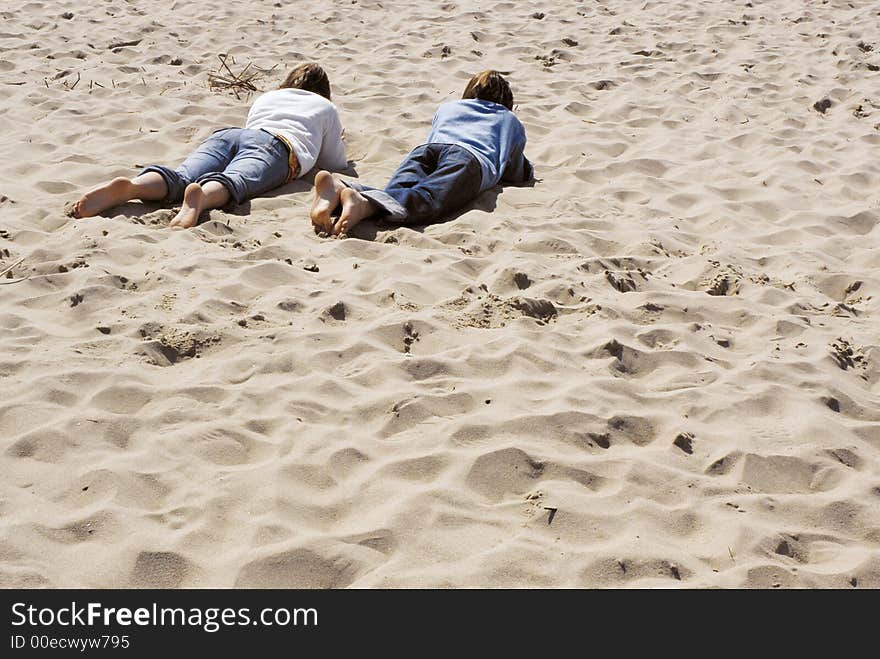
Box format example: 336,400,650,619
280,63,331,100
462,70,514,110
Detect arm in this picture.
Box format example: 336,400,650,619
315,109,348,172
500,139,534,184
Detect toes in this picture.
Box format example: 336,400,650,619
311,215,331,234
64,201,81,219
318,211,337,234
170,217,190,229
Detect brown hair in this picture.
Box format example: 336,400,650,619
462,70,513,110
280,63,331,100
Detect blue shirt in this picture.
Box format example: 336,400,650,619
426,99,533,192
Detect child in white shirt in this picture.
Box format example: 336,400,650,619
70,63,347,228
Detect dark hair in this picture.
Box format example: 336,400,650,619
280,63,331,100
462,70,513,110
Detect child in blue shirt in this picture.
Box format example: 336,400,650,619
310,70,533,235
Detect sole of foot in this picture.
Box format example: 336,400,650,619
310,170,343,234
169,183,205,229
69,177,133,218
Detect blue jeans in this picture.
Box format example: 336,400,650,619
345,144,483,223
142,128,290,205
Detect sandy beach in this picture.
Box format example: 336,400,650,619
0,0,878,588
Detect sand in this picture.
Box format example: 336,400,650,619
0,0,879,588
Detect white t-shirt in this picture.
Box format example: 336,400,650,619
245,88,347,176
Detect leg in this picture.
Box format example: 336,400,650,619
195,129,289,211
70,172,168,218
383,145,483,224
70,127,240,218
327,145,481,234
382,144,437,192
169,181,230,228
174,128,239,184
310,170,346,234
325,146,435,233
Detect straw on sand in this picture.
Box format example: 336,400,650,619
207,54,277,100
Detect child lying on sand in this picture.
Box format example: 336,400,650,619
70,63,347,228
309,70,532,236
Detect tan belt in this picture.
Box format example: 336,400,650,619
272,132,302,182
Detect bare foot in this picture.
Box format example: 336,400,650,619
170,183,206,228
333,187,376,236
70,177,135,218
310,170,344,234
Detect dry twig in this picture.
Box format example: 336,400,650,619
207,54,276,100
0,257,24,279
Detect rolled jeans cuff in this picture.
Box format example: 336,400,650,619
197,172,245,205
140,165,186,203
